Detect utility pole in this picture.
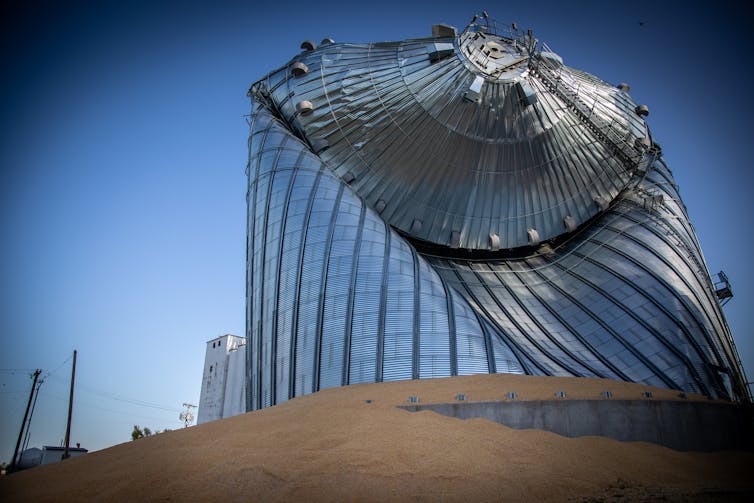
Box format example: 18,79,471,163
179,403,196,428
62,350,77,460
21,375,46,453
10,369,41,472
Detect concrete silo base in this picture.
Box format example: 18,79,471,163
401,399,754,451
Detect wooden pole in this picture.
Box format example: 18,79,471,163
9,369,41,472
62,350,77,460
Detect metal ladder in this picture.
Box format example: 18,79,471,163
529,55,643,173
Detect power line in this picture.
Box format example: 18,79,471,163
43,355,73,380
86,389,182,413
40,389,179,423
45,374,182,413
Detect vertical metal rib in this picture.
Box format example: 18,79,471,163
411,245,421,380
375,220,391,383
244,107,258,412
251,113,274,410
258,139,290,407
479,312,497,374
342,201,366,385
270,157,303,405
438,273,458,376
313,184,345,393
288,170,324,399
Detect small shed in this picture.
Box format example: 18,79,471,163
40,445,88,465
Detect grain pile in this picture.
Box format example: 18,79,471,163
1,374,752,502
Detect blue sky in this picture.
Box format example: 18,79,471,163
1,0,752,460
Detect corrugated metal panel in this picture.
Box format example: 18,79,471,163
418,260,451,378
382,237,416,382
318,196,361,389
294,176,339,396
349,213,386,384
253,32,643,250
452,292,490,375
244,16,749,407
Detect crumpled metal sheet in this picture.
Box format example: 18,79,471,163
250,27,647,250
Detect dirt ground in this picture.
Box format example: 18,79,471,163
1,374,752,502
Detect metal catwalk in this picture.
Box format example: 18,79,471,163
245,16,749,409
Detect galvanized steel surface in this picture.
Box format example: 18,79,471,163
251,20,646,251
246,101,522,410
245,18,749,409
